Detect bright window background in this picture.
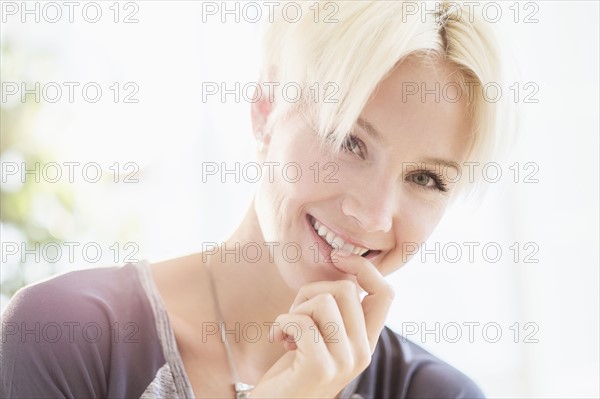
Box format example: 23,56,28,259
1,2,598,398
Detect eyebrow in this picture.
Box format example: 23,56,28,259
356,117,382,142
356,117,459,170
420,157,460,171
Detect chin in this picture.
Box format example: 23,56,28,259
274,244,358,294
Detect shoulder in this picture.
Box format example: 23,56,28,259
354,326,485,398
1,263,165,398
6,263,139,309
2,263,149,335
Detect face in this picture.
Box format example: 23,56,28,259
253,58,473,291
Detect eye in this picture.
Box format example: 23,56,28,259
341,135,366,159
409,171,448,192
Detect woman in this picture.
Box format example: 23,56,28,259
2,1,503,398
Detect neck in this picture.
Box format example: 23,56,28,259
205,200,296,361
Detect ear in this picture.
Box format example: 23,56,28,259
251,81,274,145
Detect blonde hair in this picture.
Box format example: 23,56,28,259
260,1,509,196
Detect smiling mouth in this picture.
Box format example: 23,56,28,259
307,214,381,259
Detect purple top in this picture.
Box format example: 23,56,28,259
1,261,485,398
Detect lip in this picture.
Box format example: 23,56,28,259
305,214,382,261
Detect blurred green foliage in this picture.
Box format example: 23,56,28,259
1,39,77,299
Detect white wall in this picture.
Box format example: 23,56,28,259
1,1,598,397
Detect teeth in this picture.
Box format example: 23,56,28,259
310,216,370,256
326,231,335,243
332,236,344,249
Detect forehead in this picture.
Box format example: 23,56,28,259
361,58,473,161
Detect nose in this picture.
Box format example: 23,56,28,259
341,175,395,233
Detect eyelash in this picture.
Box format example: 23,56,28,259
339,134,449,193
409,171,449,193
340,134,366,158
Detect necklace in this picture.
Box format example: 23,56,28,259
205,263,255,399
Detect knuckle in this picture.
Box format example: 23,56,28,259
336,355,353,375
355,344,372,370
318,360,337,381
273,314,287,326
295,314,315,330
315,292,336,307
382,282,396,302
279,314,309,335
337,279,358,294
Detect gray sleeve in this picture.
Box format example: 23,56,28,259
406,361,486,398
1,282,107,398
353,327,486,398
1,265,166,399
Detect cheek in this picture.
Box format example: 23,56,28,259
266,132,341,203
254,134,328,239
380,201,449,275
254,174,296,244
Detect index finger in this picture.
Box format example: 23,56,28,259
330,249,395,351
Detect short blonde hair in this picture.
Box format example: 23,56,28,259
260,1,509,195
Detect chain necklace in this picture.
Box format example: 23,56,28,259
205,263,255,399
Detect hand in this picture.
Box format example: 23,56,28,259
251,249,395,398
